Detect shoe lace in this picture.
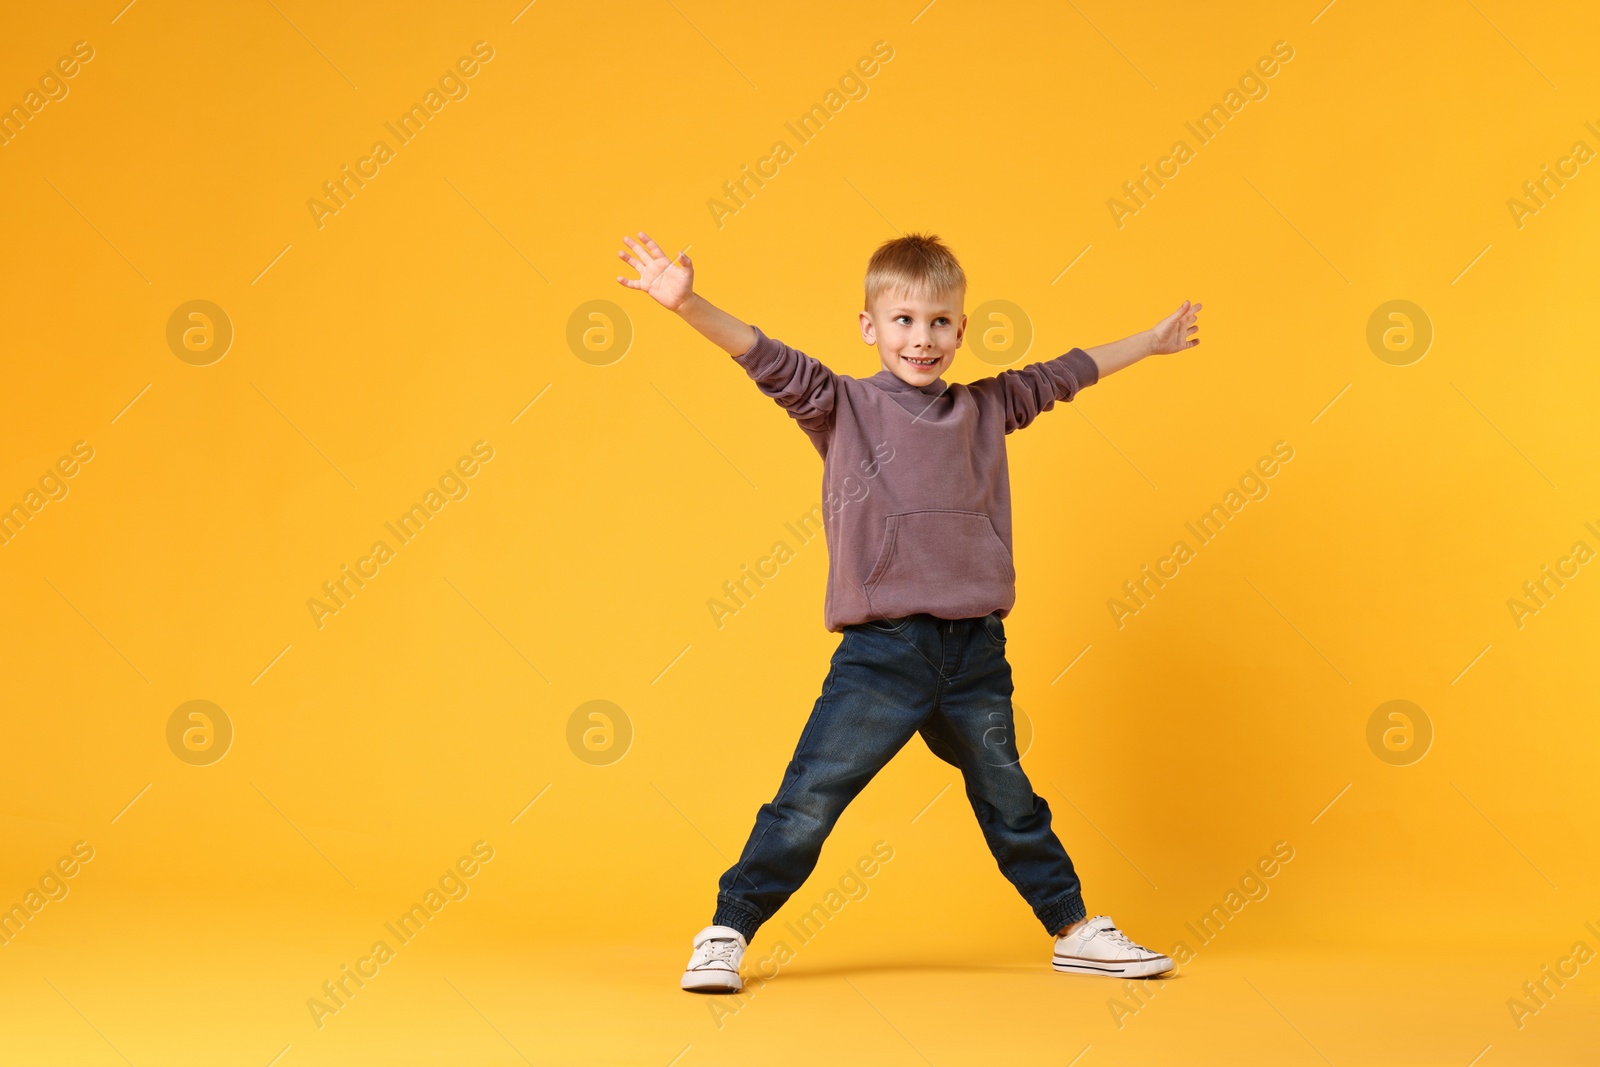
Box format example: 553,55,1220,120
701,938,740,964
1097,923,1150,954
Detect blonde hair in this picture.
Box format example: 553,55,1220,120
863,232,966,310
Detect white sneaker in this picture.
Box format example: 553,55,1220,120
680,925,747,993
1052,915,1173,978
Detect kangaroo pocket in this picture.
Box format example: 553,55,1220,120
860,509,1016,618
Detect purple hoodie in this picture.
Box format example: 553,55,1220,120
732,326,1100,632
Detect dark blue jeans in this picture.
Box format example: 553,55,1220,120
713,612,1086,940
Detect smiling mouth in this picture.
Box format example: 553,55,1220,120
902,355,940,367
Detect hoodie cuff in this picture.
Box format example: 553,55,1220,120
1061,347,1099,391
732,324,778,371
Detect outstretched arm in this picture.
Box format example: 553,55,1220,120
1085,300,1203,377
615,231,755,356
615,229,839,440
970,300,1203,434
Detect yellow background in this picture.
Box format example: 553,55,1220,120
2,1,1598,1063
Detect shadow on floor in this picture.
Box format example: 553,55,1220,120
746,960,1183,983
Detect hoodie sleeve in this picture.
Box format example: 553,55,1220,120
967,348,1099,434
730,325,839,440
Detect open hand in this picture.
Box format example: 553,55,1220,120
1149,300,1202,355
616,231,693,311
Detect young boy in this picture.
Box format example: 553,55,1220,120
614,231,1201,992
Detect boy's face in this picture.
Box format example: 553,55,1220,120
859,287,966,388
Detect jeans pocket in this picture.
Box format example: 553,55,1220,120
864,614,912,634
979,611,1006,647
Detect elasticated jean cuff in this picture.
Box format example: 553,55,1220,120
711,900,762,942
1039,892,1087,936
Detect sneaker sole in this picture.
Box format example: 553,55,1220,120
1052,954,1174,978
680,969,743,994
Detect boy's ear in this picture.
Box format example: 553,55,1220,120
955,312,967,350
859,309,877,345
